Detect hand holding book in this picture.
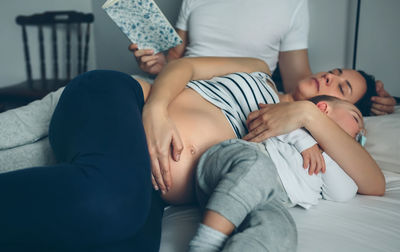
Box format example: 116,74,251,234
102,0,182,54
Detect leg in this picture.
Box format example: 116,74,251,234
0,70,159,250
191,139,292,251
196,139,285,228
222,200,297,252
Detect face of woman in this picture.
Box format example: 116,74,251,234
294,68,367,104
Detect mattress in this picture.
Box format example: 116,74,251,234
160,106,400,252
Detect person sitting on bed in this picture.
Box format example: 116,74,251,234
189,95,364,252
129,0,397,116
0,57,384,251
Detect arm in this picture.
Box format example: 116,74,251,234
244,101,385,196
321,154,358,202
278,49,312,93
143,57,269,192
277,129,325,175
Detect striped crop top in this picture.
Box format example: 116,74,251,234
187,72,280,138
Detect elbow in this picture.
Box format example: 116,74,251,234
358,178,386,196
255,59,271,75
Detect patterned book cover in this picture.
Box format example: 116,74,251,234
102,0,182,53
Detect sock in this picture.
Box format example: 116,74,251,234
188,223,229,252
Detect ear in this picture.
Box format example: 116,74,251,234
316,101,329,114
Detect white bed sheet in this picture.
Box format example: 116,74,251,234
160,171,400,252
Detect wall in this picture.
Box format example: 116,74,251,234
0,0,95,88
91,0,183,76
357,0,400,96
2,1,399,95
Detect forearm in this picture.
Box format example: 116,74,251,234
146,57,269,108
146,59,194,109
302,102,385,196
278,49,312,93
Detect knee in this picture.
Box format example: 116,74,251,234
76,184,152,244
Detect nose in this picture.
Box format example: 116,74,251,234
322,73,337,87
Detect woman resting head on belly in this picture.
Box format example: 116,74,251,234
140,57,383,205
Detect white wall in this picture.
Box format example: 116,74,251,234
357,0,400,96
2,0,398,96
308,0,357,72
0,0,95,88
91,0,183,76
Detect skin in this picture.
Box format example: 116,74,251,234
137,57,384,206
194,99,369,237
129,28,396,115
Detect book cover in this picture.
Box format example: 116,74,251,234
102,0,182,54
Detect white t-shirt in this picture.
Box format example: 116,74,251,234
175,0,309,72
262,129,358,209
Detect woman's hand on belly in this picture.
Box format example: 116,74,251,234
142,103,184,194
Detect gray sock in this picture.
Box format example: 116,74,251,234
189,223,229,252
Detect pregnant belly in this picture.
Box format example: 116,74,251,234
160,89,236,205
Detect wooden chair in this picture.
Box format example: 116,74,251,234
0,11,94,112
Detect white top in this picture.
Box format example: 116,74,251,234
262,129,358,209
175,0,309,72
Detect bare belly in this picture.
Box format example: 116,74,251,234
138,79,236,204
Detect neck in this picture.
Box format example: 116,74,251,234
278,93,295,102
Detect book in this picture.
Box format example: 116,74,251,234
102,0,182,54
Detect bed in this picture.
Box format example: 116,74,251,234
160,106,400,252
0,91,399,251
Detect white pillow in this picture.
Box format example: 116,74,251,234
364,106,400,173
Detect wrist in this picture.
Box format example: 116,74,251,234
301,100,320,128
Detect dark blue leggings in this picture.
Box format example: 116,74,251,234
0,70,164,251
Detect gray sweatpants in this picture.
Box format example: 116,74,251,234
195,139,297,252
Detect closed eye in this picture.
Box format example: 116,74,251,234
339,84,345,95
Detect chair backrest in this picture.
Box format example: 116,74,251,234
16,11,94,88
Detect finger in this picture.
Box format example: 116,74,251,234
171,131,184,162
371,102,394,114
375,80,384,93
151,158,167,193
128,43,138,51
151,174,159,191
141,59,158,70
141,54,160,64
243,121,265,141
246,130,274,143
247,117,266,132
303,155,310,169
134,49,155,58
370,107,387,116
158,154,173,192
321,156,326,173
371,96,396,106
246,110,261,126
309,158,316,175
314,156,322,175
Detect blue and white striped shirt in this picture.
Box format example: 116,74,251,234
187,72,279,138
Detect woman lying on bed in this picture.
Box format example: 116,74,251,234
0,57,384,251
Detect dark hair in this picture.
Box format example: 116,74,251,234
355,70,378,116
308,95,342,105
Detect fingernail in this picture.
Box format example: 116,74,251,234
161,190,166,195
154,186,159,191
